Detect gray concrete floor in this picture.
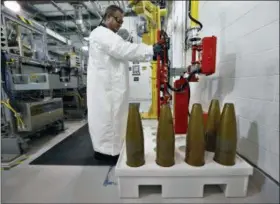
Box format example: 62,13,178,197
1,120,267,203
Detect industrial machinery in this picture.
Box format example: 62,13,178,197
130,1,217,132
129,0,167,119
1,6,87,164
173,0,217,133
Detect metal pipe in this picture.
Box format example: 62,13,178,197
90,0,103,17
115,1,123,8
81,2,101,19
51,1,85,41
51,1,90,33
113,1,119,6
121,0,126,11
74,4,90,36
16,25,23,57
51,1,76,22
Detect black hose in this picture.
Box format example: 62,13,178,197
188,1,203,31
188,13,203,31
167,70,199,117
159,29,198,117
166,69,198,92
185,0,203,46
166,78,191,116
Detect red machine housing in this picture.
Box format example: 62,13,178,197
189,36,217,77
174,35,217,133
201,36,217,75
174,77,189,134
156,31,217,135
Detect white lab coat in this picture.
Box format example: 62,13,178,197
87,26,154,156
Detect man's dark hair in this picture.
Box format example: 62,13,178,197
104,5,124,19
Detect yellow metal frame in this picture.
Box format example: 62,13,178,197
129,0,167,119
190,0,199,28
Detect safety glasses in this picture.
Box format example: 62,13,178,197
112,16,123,25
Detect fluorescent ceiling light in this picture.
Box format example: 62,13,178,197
82,46,88,51
4,1,21,13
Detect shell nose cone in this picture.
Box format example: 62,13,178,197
185,103,205,167
156,104,175,167
126,103,145,167
214,103,237,166
205,99,221,152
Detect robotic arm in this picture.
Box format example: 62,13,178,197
185,0,217,81
153,0,217,131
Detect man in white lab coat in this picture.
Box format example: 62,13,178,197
87,5,163,164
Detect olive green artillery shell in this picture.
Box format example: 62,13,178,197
214,103,237,166
126,104,145,167
156,104,175,167
185,103,205,167
205,99,221,152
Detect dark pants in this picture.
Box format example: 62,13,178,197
94,151,119,165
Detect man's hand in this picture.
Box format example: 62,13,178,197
153,43,164,61
153,43,163,55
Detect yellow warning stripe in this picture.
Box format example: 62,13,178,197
1,155,29,170
26,19,33,26
16,15,33,25
17,15,27,24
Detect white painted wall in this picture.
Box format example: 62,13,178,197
178,1,279,182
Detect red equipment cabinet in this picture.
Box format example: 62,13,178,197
201,36,217,75
190,36,217,76
174,77,189,134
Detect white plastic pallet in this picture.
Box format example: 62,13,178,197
115,126,254,198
